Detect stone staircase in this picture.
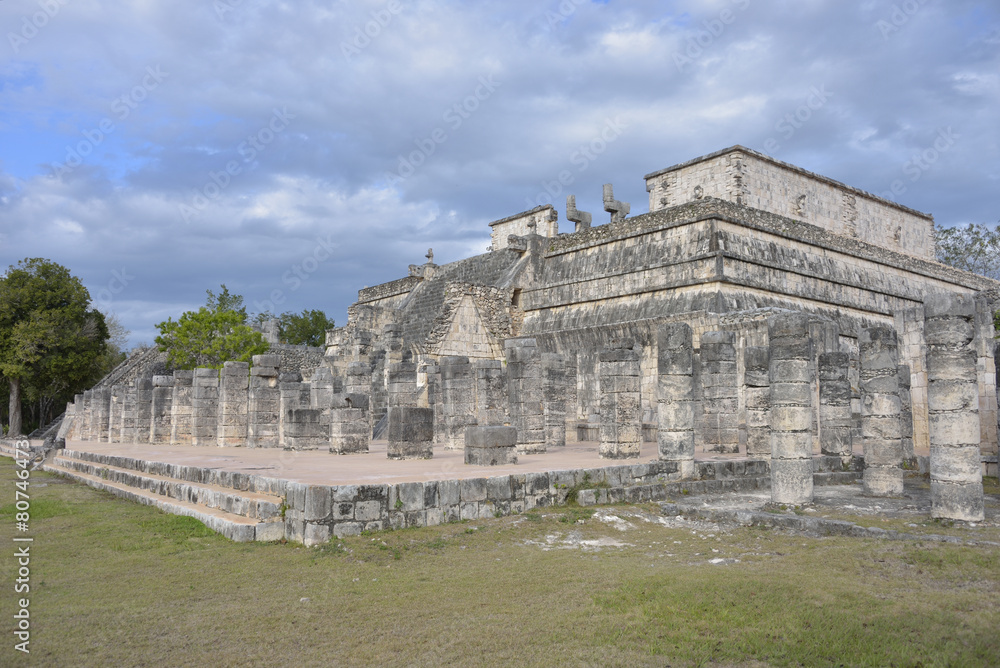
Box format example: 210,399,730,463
42,449,287,543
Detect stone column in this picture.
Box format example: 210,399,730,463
542,353,567,448
218,361,249,447
440,356,477,450
71,393,85,440
505,338,545,454
150,376,174,444
860,327,903,496
974,294,999,457
744,346,770,459
387,406,434,459
387,362,418,408
169,370,194,446
93,387,111,443
80,390,93,440
925,293,984,522
134,377,153,444
108,386,124,443
898,364,914,462
474,359,508,426
819,351,853,464
121,382,139,443
769,313,814,505
330,392,370,454
248,355,280,449
599,344,641,460
191,368,219,447
346,361,373,439
657,323,695,476
564,355,579,443
700,331,739,453
280,374,327,450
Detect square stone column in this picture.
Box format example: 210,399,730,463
134,377,153,444
505,338,545,454
248,355,280,449
700,331,739,453
330,393,370,454
121,382,138,443
819,351,852,465
108,386,124,443
657,323,695,476
169,370,194,445
542,353,567,448
474,360,508,426
150,376,174,444
769,313,815,505
599,344,641,460
218,361,249,447
860,327,903,496
191,368,219,447
440,356,477,450
81,390,93,441
280,374,327,450
744,346,770,459
974,294,999,458
898,364,914,462
925,293,984,522
387,406,434,459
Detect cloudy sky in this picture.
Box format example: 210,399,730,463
1,0,998,347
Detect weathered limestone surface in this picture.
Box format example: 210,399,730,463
150,376,174,444
744,346,770,459
218,361,250,447
974,294,999,457
474,360,508,426
281,375,326,451
191,368,219,447
248,355,280,449
387,406,434,459
657,323,695,476
860,327,903,497
768,313,814,505
92,387,110,443
542,353,567,447
506,338,545,454
819,351,852,463
599,345,641,459
330,393,370,455
169,370,193,445
440,356,477,450
897,364,914,461
81,390,94,441
699,330,739,453
464,425,518,466
134,377,153,444
121,382,138,444
925,293,984,522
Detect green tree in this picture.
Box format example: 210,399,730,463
278,309,335,347
935,222,1000,280
155,285,268,369
0,258,110,436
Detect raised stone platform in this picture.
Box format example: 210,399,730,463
2,437,862,546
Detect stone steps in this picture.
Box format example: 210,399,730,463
42,451,286,543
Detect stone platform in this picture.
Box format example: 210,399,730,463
2,437,864,546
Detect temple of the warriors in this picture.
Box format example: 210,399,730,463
43,146,1000,543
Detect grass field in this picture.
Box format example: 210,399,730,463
1,457,997,667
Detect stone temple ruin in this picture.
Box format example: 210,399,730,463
47,146,1000,543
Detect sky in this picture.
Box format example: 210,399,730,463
1,0,998,348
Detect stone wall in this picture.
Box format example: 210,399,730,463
489,205,558,251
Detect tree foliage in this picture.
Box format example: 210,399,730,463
935,222,1000,280
0,258,111,435
155,285,268,369
278,309,335,347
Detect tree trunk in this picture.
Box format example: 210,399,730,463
8,376,22,437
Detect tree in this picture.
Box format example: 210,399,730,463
0,258,110,436
935,222,1000,280
278,309,335,347
155,285,268,369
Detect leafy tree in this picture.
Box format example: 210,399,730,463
935,222,1000,280
278,309,335,347
155,285,268,369
0,258,110,435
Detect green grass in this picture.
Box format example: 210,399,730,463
0,457,997,667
